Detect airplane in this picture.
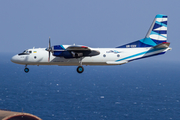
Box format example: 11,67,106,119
11,14,171,74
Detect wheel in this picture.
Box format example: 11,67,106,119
24,68,29,73
77,66,84,73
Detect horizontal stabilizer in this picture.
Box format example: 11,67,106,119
153,42,170,49
106,60,128,65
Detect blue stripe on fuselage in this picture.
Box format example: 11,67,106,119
116,48,164,62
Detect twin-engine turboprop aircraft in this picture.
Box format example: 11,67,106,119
11,14,171,73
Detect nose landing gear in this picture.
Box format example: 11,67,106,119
24,65,29,73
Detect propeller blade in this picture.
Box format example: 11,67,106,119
48,37,52,62
48,51,50,62
49,37,51,50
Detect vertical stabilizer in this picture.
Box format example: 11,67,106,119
145,14,167,44
117,14,168,48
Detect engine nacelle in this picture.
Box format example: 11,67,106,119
71,52,83,58
52,45,100,58
53,51,83,58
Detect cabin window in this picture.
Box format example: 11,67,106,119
117,54,120,57
103,54,106,57
34,56,36,59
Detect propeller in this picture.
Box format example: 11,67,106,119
47,37,52,62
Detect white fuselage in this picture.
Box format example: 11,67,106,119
11,46,170,66
10,14,171,74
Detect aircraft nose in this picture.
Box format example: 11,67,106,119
11,55,19,63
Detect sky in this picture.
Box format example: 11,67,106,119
0,0,179,62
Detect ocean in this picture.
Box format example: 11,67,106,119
0,53,180,120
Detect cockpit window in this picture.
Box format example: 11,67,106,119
18,50,32,55
23,50,28,53
23,50,32,54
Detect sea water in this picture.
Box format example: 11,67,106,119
0,53,180,120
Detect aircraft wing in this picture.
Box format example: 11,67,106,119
153,42,170,49
66,45,91,51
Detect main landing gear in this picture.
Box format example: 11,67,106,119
24,65,29,73
77,58,84,74
77,66,84,73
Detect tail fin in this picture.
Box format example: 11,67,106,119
117,14,168,48
145,14,167,44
